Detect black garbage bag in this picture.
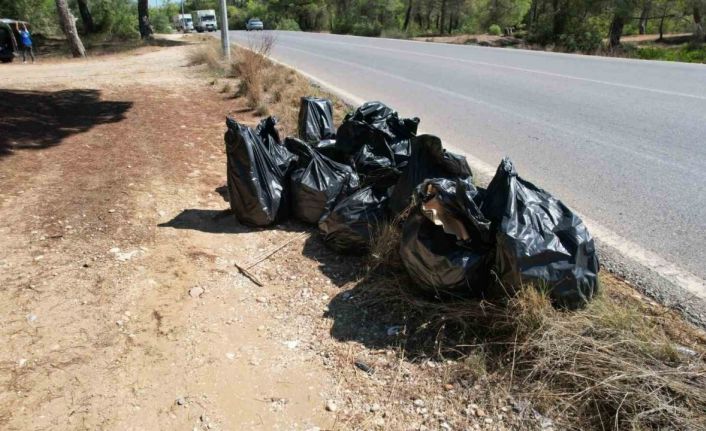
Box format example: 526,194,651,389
311,138,340,161
481,158,600,308
389,134,473,215
298,97,335,143
335,101,419,174
285,137,360,224
318,184,391,255
400,178,492,296
224,116,295,226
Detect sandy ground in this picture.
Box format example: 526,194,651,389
0,42,340,430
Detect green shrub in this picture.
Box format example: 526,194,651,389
150,13,172,34
380,27,410,39
351,21,382,37
636,45,706,63
488,24,502,36
558,28,602,53
276,18,301,31
93,0,139,39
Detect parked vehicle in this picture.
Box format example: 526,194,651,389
173,14,193,32
192,10,217,32
246,18,264,31
0,19,29,64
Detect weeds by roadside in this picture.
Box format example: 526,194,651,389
361,221,706,430
186,39,222,71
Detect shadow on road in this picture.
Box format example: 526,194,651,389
0,89,132,158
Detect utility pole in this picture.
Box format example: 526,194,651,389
220,0,230,61
181,0,186,33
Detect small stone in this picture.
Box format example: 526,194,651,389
484,418,493,424
440,422,451,431
374,417,385,427
256,296,267,303
176,397,186,406
325,400,337,412
18,358,27,367
108,209,115,213
444,383,454,390
189,286,205,298
283,340,299,350
413,399,425,407
226,352,236,360
475,408,486,417
370,403,380,412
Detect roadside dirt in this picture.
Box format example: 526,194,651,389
0,42,338,430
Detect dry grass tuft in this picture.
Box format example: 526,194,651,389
186,40,223,73
352,222,706,430
230,33,276,108
223,34,350,136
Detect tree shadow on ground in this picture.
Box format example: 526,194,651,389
0,89,132,158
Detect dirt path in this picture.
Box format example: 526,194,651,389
0,43,339,431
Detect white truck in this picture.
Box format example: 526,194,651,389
173,14,194,32
192,10,217,32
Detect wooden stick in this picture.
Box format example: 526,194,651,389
245,232,308,270
233,232,309,287
234,262,263,287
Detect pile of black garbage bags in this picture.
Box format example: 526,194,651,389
224,97,600,309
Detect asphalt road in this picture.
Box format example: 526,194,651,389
226,30,706,301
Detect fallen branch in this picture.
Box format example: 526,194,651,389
234,261,264,287
245,232,309,269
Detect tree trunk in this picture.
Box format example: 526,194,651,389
77,0,95,33
694,6,704,42
403,0,413,31
638,2,650,35
439,0,447,34
528,0,538,31
55,0,86,57
608,14,625,48
138,0,152,39
658,13,666,41
552,0,567,37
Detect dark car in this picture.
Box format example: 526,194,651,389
0,19,29,63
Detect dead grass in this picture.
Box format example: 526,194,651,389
186,39,223,73
358,222,706,430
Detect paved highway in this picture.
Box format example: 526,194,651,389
226,30,706,301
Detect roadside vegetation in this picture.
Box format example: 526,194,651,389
204,0,705,59
188,37,706,429
5,0,705,62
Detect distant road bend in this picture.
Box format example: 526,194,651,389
226,30,706,303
